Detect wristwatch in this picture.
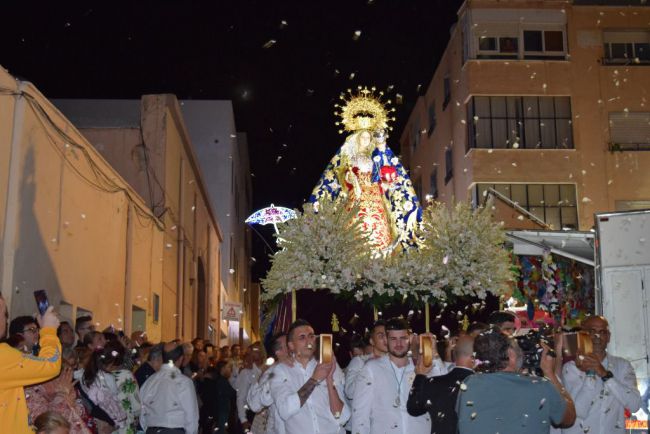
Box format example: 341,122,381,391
601,370,614,382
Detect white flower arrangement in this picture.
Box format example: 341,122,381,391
413,200,514,302
262,198,514,306
261,199,370,300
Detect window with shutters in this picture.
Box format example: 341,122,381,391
474,183,578,229
411,121,421,150
414,176,423,202
443,77,451,110
429,169,439,200
609,112,650,151
467,96,573,150
427,102,437,137
603,31,650,64
523,30,566,59
474,26,566,60
477,35,520,59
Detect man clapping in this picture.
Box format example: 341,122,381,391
269,319,349,434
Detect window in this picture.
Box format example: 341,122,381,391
444,148,453,184
429,169,438,200
475,183,578,229
524,31,543,52
476,28,565,60
414,177,423,202
479,37,497,51
427,102,436,137
545,31,564,51
523,30,565,59
152,293,160,324
500,37,519,54
411,122,421,149
477,35,519,59
443,77,451,110
603,31,650,64
609,112,650,150
132,305,146,333
467,96,573,150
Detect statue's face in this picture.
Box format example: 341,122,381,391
359,131,372,149
373,129,386,144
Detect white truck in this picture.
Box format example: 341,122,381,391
595,209,650,423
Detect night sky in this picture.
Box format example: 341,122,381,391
1,0,463,280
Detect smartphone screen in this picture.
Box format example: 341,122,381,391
34,289,49,316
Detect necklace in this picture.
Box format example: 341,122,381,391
389,359,407,408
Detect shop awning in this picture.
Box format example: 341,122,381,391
507,230,595,266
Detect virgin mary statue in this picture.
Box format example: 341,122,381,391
309,87,422,254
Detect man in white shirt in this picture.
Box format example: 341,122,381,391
230,343,243,387
247,332,290,434
345,320,387,402
139,342,200,434
351,317,444,434
562,315,641,434
236,341,264,431
270,319,349,434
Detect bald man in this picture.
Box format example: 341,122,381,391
407,335,475,434
561,315,641,434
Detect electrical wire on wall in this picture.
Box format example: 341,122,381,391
1,86,164,231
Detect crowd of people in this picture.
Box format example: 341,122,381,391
0,291,643,434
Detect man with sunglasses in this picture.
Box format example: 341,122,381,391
561,315,641,434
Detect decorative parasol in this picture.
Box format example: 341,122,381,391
247,204,299,323
245,204,297,233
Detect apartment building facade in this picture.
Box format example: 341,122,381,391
400,0,650,231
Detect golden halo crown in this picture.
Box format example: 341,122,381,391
334,86,396,134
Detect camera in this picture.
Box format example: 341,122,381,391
513,326,556,376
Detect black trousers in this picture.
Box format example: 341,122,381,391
145,428,185,434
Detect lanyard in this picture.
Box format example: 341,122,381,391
389,360,407,407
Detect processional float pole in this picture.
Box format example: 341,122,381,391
292,289,297,322
425,303,430,334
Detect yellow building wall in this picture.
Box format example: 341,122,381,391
1,75,227,344
0,70,17,269
0,68,169,338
